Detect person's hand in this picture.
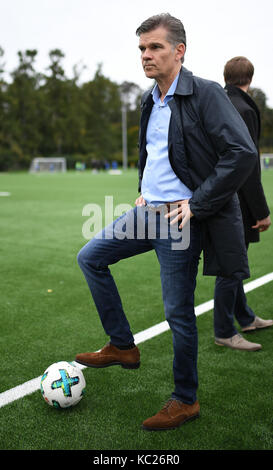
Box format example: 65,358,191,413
165,199,193,229
252,215,271,232
135,195,146,206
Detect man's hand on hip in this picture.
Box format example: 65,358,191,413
165,199,193,229
135,195,146,206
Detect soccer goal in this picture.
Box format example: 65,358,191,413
29,157,67,173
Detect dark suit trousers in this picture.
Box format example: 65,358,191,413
213,273,255,338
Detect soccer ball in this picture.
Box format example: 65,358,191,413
40,361,86,409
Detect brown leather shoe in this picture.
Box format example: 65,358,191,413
142,399,200,431
75,342,140,369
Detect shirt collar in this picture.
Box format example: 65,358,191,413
152,68,181,104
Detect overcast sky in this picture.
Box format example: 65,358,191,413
1,0,273,106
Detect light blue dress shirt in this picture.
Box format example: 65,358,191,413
141,71,192,205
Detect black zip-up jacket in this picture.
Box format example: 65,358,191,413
138,67,257,279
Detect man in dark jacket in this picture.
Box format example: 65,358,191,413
214,56,272,351
75,15,258,431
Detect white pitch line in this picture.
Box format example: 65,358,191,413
0,272,272,409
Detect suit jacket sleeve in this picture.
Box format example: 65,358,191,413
189,83,258,220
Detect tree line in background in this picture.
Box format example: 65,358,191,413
0,48,142,171
0,47,273,171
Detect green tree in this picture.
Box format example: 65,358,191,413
39,49,89,161
81,64,122,163
250,87,273,149
39,49,68,155
4,49,42,168
0,47,7,149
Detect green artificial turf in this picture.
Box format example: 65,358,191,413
0,169,272,451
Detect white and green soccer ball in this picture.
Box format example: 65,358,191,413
40,361,86,409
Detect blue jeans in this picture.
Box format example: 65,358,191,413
77,205,202,404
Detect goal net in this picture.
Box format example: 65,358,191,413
29,157,67,173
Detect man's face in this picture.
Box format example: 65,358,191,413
138,26,185,82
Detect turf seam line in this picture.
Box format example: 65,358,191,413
0,272,272,409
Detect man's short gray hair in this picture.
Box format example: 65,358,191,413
136,13,186,62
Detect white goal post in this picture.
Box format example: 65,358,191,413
29,157,67,173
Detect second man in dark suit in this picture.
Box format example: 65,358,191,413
214,56,272,351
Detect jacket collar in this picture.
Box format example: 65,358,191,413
141,66,194,106
174,66,194,96
225,84,260,119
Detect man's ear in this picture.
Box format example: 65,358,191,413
176,43,186,62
